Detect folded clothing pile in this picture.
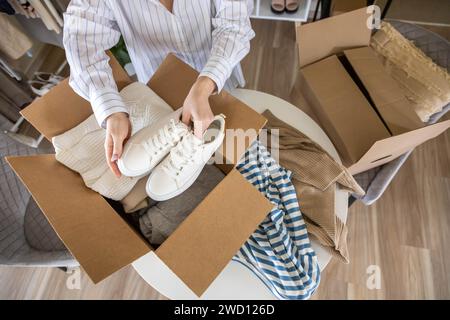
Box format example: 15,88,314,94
136,140,321,300
370,22,450,123
263,110,364,263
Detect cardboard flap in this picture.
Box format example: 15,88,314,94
348,120,450,174
21,53,132,140
297,7,372,67
6,155,151,283
149,54,267,171
155,169,273,297
344,47,424,134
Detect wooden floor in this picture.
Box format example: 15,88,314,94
1,19,449,300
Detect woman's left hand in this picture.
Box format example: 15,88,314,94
182,76,216,139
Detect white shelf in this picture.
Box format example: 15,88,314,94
250,0,312,22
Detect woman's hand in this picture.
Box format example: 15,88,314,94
182,76,216,138
105,112,131,178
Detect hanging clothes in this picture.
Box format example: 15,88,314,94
28,0,61,33
233,141,321,300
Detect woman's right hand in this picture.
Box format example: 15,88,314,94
105,112,131,178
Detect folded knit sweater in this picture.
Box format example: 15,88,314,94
52,82,173,201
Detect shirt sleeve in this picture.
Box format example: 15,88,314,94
200,0,255,92
63,0,127,128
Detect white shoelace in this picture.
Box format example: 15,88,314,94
143,119,188,158
162,133,203,178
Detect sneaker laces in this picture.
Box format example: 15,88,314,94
163,133,203,178
143,119,188,157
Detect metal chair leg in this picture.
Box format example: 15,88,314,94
4,116,45,148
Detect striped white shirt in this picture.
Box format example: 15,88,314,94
63,0,255,127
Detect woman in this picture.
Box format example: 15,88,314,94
63,0,254,177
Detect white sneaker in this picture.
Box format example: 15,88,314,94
28,80,55,97
118,109,189,177
146,114,226,201
33,72,64,84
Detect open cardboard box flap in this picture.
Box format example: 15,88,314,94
348,119,450,174
6,154,150,283
296,7,372,68
6,54,273,296
157,169,272,295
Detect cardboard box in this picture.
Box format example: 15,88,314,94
5,54,273,297
296,7,450,174
331,0,367,16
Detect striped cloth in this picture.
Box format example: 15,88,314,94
233,141,320,300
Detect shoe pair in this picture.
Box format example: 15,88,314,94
28,72,64,97
271,0,299,14
118,109,225,201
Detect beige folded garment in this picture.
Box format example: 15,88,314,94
371,22,450,123
121,175,158,213
263,110,365,263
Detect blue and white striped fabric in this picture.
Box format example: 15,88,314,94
233,141,320,300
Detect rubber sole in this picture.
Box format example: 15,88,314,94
270,6,285,14
285,7,299,13
117,158,152,178
270,6,299,14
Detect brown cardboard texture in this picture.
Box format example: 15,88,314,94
300,55,391,164
6,155,150,283
6,54,273,297
347,120,450,174
296,7,450,174
344,47,424,135
296,7,372,68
